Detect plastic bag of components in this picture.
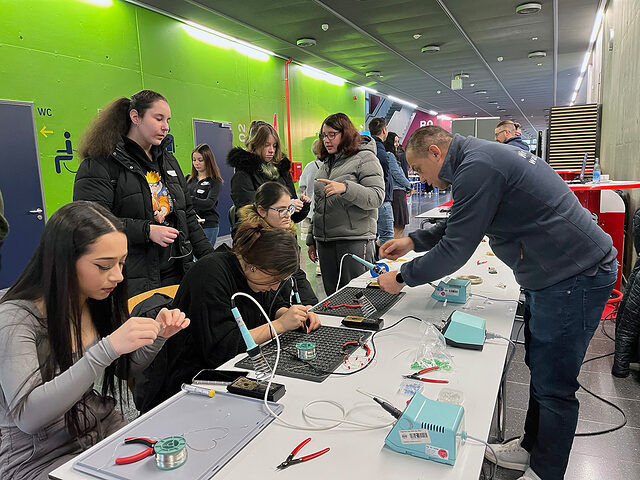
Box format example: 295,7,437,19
411,323,454,371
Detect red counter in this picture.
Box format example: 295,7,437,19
568,181,640,289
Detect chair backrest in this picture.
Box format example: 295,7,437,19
128,284,179,312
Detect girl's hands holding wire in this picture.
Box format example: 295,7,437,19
109,317,161,355
304,309,321,333
278,305,312,332
155,307,190,338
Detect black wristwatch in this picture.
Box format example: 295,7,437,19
395,271,404,284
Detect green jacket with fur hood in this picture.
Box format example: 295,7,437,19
307,135,384,245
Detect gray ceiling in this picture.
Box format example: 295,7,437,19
132,0,601,138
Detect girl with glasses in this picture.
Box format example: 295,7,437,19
0,201,189,479
238,181,319,307
73,90,214,297
134,223,321,412
306,113,385,294
226,122,311,221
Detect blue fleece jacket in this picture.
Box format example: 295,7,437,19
374,136,393,203
401,134,615,291
504,135,529,151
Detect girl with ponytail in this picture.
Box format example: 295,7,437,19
134,222,321,411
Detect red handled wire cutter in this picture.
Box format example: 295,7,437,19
277,438,330,470
403,366,449,384
115,437,157,465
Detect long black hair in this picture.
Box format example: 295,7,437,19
384,132,399,154
1,201,130,436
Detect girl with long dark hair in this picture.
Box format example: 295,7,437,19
74,89,214,297
384,132,414,239
186,144,223,246
0,201,189,479
306,113,385,294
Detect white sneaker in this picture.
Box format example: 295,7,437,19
485,437,529,472
517,467,542,480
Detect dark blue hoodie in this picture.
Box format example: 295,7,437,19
504,135,530,151
401,134,615,290
373,136,393,203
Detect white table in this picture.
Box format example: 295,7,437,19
51,241,519,480
416,205,451,228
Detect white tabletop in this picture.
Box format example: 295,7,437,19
51,241,519,480
416,205,451,220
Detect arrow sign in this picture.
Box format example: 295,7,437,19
40,125,53,137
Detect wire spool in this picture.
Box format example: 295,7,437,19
370,262,389,278
154,436,187,470
457,275,483,285
295,341,317,361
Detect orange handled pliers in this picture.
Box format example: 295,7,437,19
277,438,330,470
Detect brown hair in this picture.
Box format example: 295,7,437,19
246,123,284,163
311,139,322,157
406,126,453,157
232,222,299,277
79,90,168,160
189,143,223,182
318,113,361,160
368,117,386,137
496,120,516,134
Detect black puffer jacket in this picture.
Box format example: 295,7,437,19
74,136,214,297
612,207,640,378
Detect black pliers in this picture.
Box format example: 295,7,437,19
276,437,330,470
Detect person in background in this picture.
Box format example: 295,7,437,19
227,122,310,221
384,132,414,239
298,140,322,275
0,201,189,480
367,117,394,247
378,126,616,480
494,120,529,151
136,223,321,411
307,113,384,295
74,90,214,297
238,181,318,306
0,189,8,272
186,144,223,247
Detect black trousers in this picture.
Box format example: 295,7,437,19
316,239,375,295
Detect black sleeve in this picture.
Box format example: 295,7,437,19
74,158,150,246
171,258,247,369
292,268,318,306
291,199,311,224
190,180,220,212
230,171,256,208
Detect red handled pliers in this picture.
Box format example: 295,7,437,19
276,438,330,470
403,366,449,384
115,437,157,465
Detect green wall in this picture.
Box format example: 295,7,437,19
0,0,365,215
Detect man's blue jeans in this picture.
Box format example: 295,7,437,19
521,264,616,479
377,201,394,246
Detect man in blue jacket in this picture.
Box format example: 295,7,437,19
368,117,394,246
378,126,616,480
495,120,530,151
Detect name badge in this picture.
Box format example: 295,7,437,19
166,170,177,177
201,181,210,185
196,189,205,194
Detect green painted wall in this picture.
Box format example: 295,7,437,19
0,0,364,215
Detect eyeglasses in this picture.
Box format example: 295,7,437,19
269,204,296,217
494,130,508,138
319,131,341,140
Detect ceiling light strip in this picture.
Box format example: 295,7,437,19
435,0,536,132
312,0,492,116
570,0,606,105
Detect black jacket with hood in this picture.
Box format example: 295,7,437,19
73,136,214,297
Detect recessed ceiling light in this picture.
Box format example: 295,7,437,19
421,45,440,53
470,83,475,87
528,51,547,58
531,36,538,41
436,90,441,94
516,3,542,15
474,90,487,94
537,63,543,66
413,33,422,40
456,72,470,78
488,101,498,104
497,56,504,62
498,108,506,112
296,37,317,47
520,98,525,102
475,112,478,115
321,23,329,31
365,70,382,77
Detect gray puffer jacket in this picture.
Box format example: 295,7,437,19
307,136,384,244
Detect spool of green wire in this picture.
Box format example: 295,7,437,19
154,436,187,470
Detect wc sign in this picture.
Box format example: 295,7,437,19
419,120,435,127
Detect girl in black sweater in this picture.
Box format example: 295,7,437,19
186,144,223,246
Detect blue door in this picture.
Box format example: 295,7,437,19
193,120,234,237
0,101,46,289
